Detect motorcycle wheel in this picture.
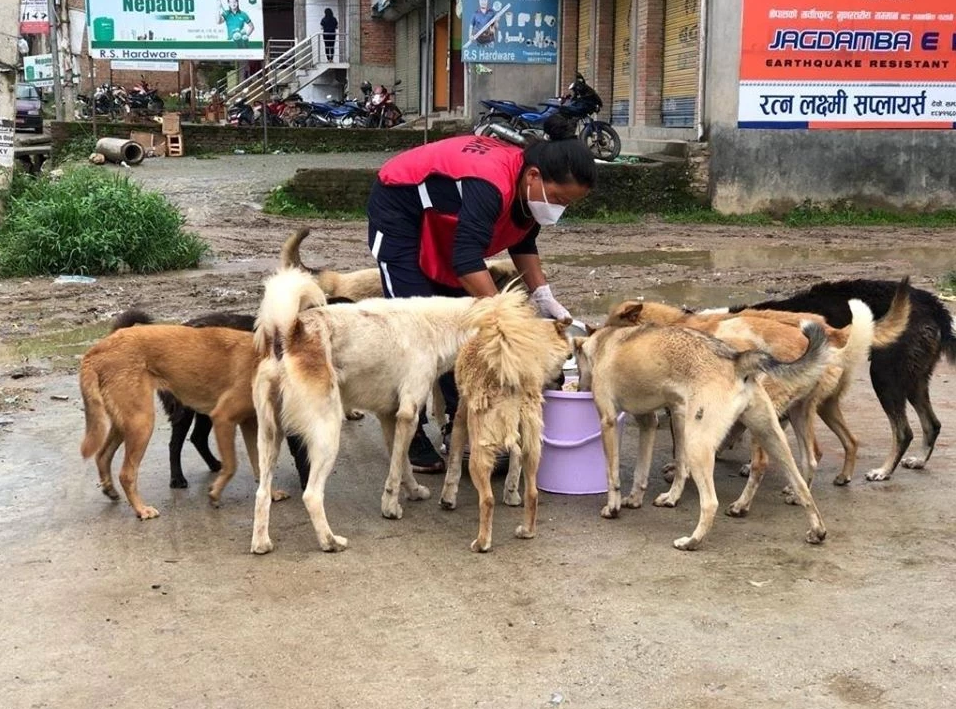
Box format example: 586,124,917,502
473,114,510,137
581,122,621,161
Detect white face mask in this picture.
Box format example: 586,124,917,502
526,182,566,226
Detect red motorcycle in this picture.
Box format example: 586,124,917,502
254,93,302,126
365,79,404,129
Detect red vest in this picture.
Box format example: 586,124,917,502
377,135,532,287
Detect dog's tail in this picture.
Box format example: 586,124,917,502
734,321,829,385
463,287,539,388
279,227,318,273
79,357,109,459
837,299,876,374
254,268,328,356
110,308,153,332
872,276,911,349
943,313,956,365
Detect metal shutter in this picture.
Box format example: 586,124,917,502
661,0,699,128
611,0,631,125
576,0,593,82
394,15,411,112
406,10,421,113
393,12,421,115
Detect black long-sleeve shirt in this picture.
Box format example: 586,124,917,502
367,176,539,277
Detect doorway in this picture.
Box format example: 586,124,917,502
433,15,449,111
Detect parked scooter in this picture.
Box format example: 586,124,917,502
75,83,123,120
474,73,621,160
228,96,255,126
365,79,404,129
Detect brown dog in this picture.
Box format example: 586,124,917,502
573,320,830,550
438,291,571,552
78,301,321,519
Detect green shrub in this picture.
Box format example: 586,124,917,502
0,167,209,277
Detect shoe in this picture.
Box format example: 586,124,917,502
408,426,445,473
442,422,510,476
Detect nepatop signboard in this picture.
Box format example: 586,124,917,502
86,0,264,60
739,0,956,128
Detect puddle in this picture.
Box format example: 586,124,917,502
576,281,773,317
550,245,956,273
0,322,111,370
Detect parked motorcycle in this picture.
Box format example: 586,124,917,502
474,73,621,161
254,93,303,126
75,83,124,120
228,96,255,126
126,76,165,115
305,93,369,128
365,79,404,129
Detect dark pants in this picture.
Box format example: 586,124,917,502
323,34,335,61
368,219,465,427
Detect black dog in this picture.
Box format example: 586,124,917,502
734,279,956,481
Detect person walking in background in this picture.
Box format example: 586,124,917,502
321,9,338,62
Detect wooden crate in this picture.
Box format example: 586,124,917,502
162,112,182,135
166,133,184,157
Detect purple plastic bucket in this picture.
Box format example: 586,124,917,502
538,387,624,495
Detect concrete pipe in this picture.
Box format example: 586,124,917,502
94,138,145,166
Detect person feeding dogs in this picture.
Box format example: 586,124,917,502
366,114,597,472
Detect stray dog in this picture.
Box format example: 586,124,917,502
160,306,353,491
733,278,956,480
573,321,829,550
437,291,571,552
607,280,909,488
251,268,502,554
281,226,525,295
78,303,321,520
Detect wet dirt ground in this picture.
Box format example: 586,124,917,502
2,155,956,708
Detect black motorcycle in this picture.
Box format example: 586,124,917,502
475,73,621,161
75,83,123,121
126,76,165,115
228,96,255,126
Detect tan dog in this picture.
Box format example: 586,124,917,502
607,280,909,488
437,291,571,552
573,321,830,550
280,227,523,297
78,304,321,520
251,268,529,554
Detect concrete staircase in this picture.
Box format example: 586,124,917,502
223,32,348,106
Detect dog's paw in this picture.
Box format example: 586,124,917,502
439,496,457,511
381,498,404,520
514,524,535,539
738,463,752,477
345,410,365,421
783,493,799,506
503,490,522,507
653,492,678,508
673,536,699,551
622,493,644,509
405,484,431,501
726,503,748,518
208,461,223,473
169,477,188,489
865,468,892,482
470,538,492,553
320,534,349,552
660,462,676,483
805,528,826,545
136,506,160,520
901,456,926,470
832,474,851,486
251,538,274,555
100,485,121,501
271,488,290,502
600,504,620,519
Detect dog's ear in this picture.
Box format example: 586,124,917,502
621,302,644,323
552,319,571,337
585,322,597,336
571,336,587,352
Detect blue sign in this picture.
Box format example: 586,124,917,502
461,0,558,64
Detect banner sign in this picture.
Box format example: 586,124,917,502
461,0,557,64
20,0,49,35
738,0,956,128
86,0,265,60
23,54,55,88
110,60,180,71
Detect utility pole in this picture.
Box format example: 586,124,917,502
0,0,19,193
47,0,63,120
56,0,75,121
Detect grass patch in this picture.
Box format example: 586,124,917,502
938,271,956,297
262,185,366,220
53,134,99,166
663,200,956,227
0,167,209,277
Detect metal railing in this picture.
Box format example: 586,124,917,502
224,31,349,105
